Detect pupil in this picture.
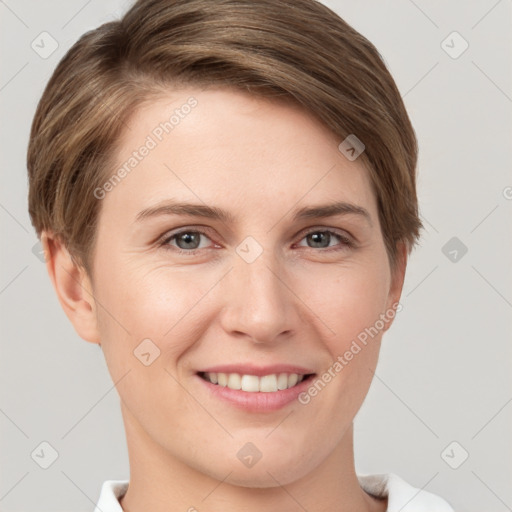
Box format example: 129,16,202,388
309,232,329,248
179,233,199,249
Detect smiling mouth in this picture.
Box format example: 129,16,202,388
197,371,315,392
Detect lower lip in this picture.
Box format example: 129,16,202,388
196,374,315,413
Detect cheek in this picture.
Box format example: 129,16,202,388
294,257,391,353
92,256,226,374
292,256,390,414
92,264,203,432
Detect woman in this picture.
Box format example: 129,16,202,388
27,0,455,510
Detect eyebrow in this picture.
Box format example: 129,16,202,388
135,200,373,226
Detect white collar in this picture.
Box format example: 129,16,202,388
94,473,454,512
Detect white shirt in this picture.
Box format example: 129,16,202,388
94,473,455,511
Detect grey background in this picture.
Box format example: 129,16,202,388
1,0,511,511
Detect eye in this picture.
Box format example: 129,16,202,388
296,228,354,251
160,229,214,255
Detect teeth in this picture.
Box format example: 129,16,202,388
288,373,299,387
203,372,307,392
227,373,241,390
241,374,259,392
260,374,277,392
277,373,288,390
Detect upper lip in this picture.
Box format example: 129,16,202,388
197,364,315,377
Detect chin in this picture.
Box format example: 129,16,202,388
207,451,316,489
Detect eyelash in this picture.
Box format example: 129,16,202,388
158,227,355,256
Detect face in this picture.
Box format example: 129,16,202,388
85,87,404,486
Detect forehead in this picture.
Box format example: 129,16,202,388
103,86,377,221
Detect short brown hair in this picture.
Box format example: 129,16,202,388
27,0,423,278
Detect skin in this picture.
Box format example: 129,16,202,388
43,86,407,512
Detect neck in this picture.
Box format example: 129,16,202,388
118,401,386,512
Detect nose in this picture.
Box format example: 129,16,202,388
218,248,299,345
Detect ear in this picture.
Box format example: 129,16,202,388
41,231,101,344
382,241,408,333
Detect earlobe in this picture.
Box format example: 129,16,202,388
42,231,101,344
